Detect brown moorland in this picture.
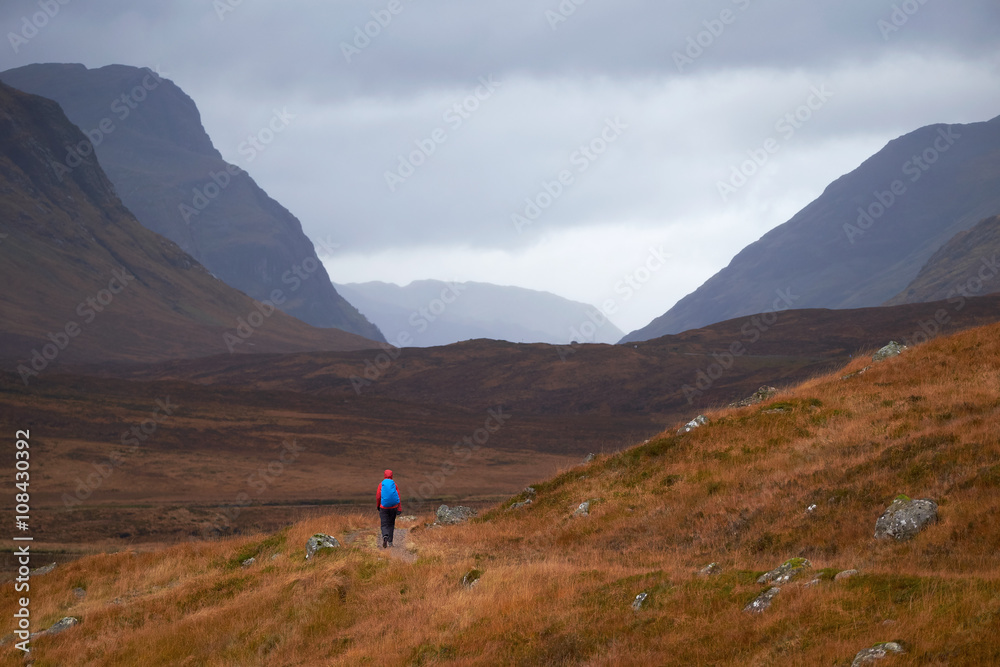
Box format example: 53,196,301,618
3,316,1000,665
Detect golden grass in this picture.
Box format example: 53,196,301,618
5,323,1000,665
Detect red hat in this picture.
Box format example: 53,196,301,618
384,469,393,478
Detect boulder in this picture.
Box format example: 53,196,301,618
835,569,859,582
677,415,708,435
461,569,482,589
744,587,780,614
72,587,87,599
729,386,778,408
436,505,477,525
508,499,532,511
583,453,595,463
572,501,590,517
632,592,648,610
697,562,722,577
757,558,811,585
851,641,906,666
305,533,340,560
241,557,256,568
31,562,57,576
873,341,906,362
31,617,79,639
874,496,938,540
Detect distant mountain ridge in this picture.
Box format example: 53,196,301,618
623,114,1000,342
0,62,384,342
0,81,377,370
334,280,625,347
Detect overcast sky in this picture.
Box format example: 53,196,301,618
2,1,998,332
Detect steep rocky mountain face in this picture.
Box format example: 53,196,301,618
335,280,625,347
885,215,1000,305
0,63,384,342
0,82,377,371
623,114,1000,342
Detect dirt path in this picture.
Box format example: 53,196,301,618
385,527,417,563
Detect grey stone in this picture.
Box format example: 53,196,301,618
757,558,811,585
697,562,722,577
305,533,340,560
729,386,778,408
31,617,79,639
436,505,477,525
508,498,532,511
835,569,859,581
744,587,780,614
873,341,907,362
398,515,417,521
851,641,906,666
241,557,256,568
632,592,648,610
573,501,590,517
677,415,708,435
524,486,537,497
874,497,938,540
461,569,482,589
72,587,87,599
583,453,595,463
31,562,56,576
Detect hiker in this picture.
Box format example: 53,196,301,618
376,469,401,548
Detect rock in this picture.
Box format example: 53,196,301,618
677,415,708,435
851,641,907,666
744,587,780,614
305,533,340,560
436,505,477,525
524,487,536,497
841,365,871,380
508,499,532,511
874,496,938,540
398,515,417,522
873,341,907,362
757,558,812,585
461,569,482,589
72,587,87,599
697,562,722,577
31,562,57,576
835,569,859,582
241,557,256,568
31,617,79,639
803,578,822,588
583,453,595,463
573,501,590,517
632,592,648,610
729,386,778,408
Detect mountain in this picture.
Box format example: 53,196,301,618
334,280,625,346
0,81,377,373
0,63,384,342
623,114,1000,342
884,214,1000,305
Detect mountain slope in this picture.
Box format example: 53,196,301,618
335,280,625,346
0,63,384,342
885,214,1000,305
624,114,1000,341
0,81,377,371
8,318,1000,665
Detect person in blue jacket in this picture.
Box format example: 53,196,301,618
376,469,401,548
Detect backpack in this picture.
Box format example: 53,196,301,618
381,479,400,507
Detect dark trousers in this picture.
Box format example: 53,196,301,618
379,507,398,544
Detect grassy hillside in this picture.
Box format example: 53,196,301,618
4,320,1000,665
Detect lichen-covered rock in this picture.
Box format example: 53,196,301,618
744,587,780,614
573,501,590,517
697,562,722,577
874,497,938,540
757,558,811,585
461,569,482,589
305,533,340,560
31,617,79,639
436,505,477,525
851,641,907,666
873,341,907,362
677,415,708,435
632,592,648,610
729,386,778,408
